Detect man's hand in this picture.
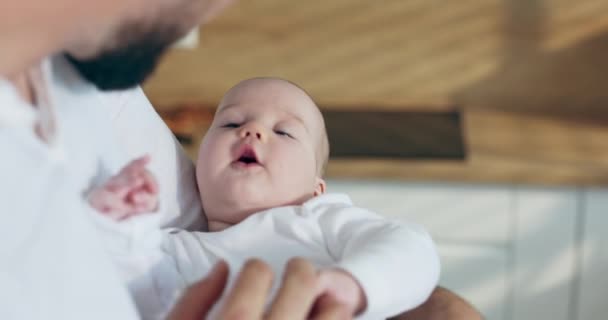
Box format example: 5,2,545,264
169,258,352,320
168,261,230,320
87,155,158,220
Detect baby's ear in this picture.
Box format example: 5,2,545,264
313,177,327,196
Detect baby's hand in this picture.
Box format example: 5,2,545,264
88,155,159,221
313,268,367,317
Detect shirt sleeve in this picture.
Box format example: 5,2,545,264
316,203,441,319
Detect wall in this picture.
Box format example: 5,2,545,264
327,179,608,320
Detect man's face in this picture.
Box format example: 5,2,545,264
65,22,179,90
65,0,234,90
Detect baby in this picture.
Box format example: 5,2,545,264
88,77,440,319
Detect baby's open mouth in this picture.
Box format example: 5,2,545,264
238,154,257,164
235,146,260,166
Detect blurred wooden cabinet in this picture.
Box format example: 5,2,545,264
327,180,608,320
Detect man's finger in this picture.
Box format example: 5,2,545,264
312,297,352,320
217,259,273,320
311,295,351,320
168,261,229,320
266,257,319,320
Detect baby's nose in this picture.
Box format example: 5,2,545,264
239,124,264,140
245,130,262,139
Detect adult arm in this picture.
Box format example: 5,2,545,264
389,286,484,320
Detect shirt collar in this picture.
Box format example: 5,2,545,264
0,58,65,151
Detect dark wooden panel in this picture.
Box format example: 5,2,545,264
324,110,465,159
157,105,608,185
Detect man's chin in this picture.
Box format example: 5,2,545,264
63,22,180,91
64,50,163,91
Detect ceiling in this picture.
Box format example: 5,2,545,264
144,0,608,185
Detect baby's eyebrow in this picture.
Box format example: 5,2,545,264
216,103,239,114
283,112,309,133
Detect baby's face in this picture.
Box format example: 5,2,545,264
196,78,326,228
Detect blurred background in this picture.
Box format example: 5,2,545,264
143,1,608,319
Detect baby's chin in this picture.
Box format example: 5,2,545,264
203,195,275,228
202,182,275,211
200,176,313,222
227,191,278,214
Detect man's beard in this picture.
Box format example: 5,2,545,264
64,24,181,91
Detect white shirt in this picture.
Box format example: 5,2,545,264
114,194,440,320
0,57,202,319
48,56,205,230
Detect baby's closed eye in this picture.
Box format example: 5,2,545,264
274,129,294,139
222,122,241,128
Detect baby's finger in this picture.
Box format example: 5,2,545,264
103,200,133,221
130,192,159,212
140,169,159,194
131,154,151,167
119,155,151,177
106,175,144,197
88,190,114,213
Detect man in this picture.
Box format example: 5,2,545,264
0,0,482,318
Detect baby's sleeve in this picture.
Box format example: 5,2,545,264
317,204,440,319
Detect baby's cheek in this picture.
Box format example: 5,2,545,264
287,159,316,186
